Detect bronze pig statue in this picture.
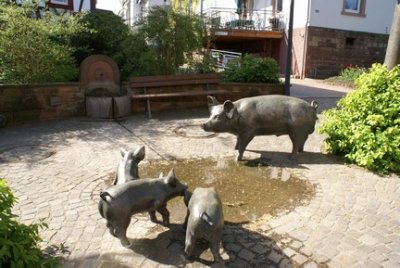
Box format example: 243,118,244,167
114,146,145,185
98,169,187,247
184,187,224,264
202,95,318,160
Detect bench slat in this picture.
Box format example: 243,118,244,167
130,78,220,88
131,90,229,99
129,73,220,83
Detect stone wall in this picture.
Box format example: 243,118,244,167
131,82,284,114
0,80,284,123
304,26,389,79
0,83,85,123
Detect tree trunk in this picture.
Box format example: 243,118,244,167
384,4,400,70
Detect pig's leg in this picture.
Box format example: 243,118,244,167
184,232,196,258
289,131,308,156
298,134,309,152
149,210,157,223
114,217,131,247
236,132,254,161
183,209,190,229
106,222,117,237
234,138,239,150
210,241,223,263
156,205,170,227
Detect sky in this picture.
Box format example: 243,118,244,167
96,0,122,14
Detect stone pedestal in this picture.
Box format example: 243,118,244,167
86,97,113,119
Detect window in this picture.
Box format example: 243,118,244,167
342,0,366,17
277,0,283,12
48,0,73,10
345,37,356,47
51,0,68,5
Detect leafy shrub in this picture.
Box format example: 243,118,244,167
340,65,366,81
70,11,138,79
221,54,280,83
0,5,79,83
318,64,400,173
132,6,204,76
325,65,366,88
0,179,56,267
177,53,217,74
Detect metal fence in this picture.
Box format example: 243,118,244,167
202,7,285,31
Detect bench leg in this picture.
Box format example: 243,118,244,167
146,98,152,119
143,87,152,118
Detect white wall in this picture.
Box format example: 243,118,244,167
281,0,396,34
202,0,237,10
309,0,396,34
96,0,122,14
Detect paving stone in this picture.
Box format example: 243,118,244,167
282,247,296,258
303,261,319,268
292,253,309,266
252,243,269,255
225,243,242,253
238,248,255,260
267,250,284,264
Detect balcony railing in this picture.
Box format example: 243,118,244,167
202,7,285,31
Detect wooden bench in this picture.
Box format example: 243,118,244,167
129,73,228,118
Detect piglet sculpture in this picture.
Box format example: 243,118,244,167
98,169,187,247
114,146,145,185
202,95,318,161
184,187,224,264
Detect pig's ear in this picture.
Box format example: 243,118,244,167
165,169,177,187
120,148,128,157
223,100,235,119
133,146,145,163
207,95,219,110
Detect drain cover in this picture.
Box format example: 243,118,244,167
0,145,55,163
174,124,218,139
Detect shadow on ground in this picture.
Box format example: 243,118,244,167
64,223,294,267
246,150,344,169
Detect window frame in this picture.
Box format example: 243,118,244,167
341,0,366,17
48,0,73,10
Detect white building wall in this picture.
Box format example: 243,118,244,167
308,0,395,34
281,0,396,34
202,0,237,10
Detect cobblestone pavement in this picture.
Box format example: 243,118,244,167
0,80,399,268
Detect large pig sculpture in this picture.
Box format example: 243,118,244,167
98,169,187,247
183,187,224,264
202,95,318,161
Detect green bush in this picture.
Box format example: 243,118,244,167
70,11,138,79
0,5,79,83
318,64,400,173
325,65,366,88
0,179,57,267
132,6,204,76
339,65,366,81
221,54,280,83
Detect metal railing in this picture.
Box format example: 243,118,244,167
202,7,285,31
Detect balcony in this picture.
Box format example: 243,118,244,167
202,7,285,41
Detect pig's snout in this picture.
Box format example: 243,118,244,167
201,122,210,131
